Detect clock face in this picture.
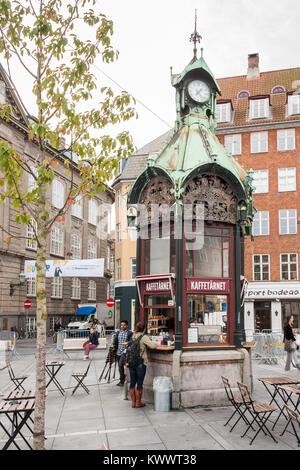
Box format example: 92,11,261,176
187,80,210,103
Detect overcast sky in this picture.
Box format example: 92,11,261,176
8,0,300,151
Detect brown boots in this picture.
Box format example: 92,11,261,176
135,388,146,408
129,388,136,408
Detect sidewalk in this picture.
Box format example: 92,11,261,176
0,338,299,450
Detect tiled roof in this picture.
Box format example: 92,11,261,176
216,67,300,127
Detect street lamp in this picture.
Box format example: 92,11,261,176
9,271,26,296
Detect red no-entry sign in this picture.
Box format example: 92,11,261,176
24,299,32,309
106,298,114,308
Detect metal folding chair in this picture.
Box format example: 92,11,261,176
7,361,28,391
237,381,278,445
285,405,300,447
221,376,254,432
71,361,92,395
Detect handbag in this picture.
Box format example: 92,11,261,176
82,340,89,348
284,339,294,353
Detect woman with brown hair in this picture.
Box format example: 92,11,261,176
283,315,300,371
127,321,158,408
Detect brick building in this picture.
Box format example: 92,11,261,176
113,53,300,335
216,53,300,335
0,64,114,334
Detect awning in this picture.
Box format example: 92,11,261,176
76,306,96,316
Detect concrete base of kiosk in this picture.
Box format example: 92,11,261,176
143,348,251,408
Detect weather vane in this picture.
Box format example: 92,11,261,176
189,9,202,60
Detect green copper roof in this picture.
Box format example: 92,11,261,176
171,55,221,95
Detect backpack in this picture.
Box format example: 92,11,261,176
125,334,144,368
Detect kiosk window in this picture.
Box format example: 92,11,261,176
187,294,227,344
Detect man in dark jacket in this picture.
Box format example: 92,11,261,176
113,320,133,386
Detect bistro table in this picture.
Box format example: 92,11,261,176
276,384,300,436
45,361,65,395
258,377,300,429
0,398,35,450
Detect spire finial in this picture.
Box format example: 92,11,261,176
189,9,202,60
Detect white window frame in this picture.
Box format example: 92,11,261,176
277,129,295,151
26,278,36,297
280,253,298,281
0,80,6,102
88,199,98,225
224,134,241,155
250,131,268,153
279,209,297,235
71,197,83,219
27,219,37,250
288,94,300,116
216,102,232,123
253,254,270,281
71,234,81,259
116,259,121,281
249,98,269,119
278,167,296,192
28,167,38,190
52,179,65,209
88,238,97,259
50,226,64,256
51,277,63,298
252,211,269,236
88,280,97,301
253,170,269,194
25,317,36,331
116,223,121,243
131,258,136,279
71,277,81,300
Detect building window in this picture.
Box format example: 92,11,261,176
51,277,63,298
26,278,36,297
250,131,268,153
0,80,6,102
71,234,81,259
25,317,36,332
216,102,231,123
131,258,136,279
278,167,296,192
109,281,114,298
50,226,64,256
118,159,123,175
288,94,300,115
253,255,270,281
281,254,298,280
116,223,121,243
71,277,81,299
249,98,269,119
88,199,98,225
279,209,297,235
271,85,285,94
27,219,37,250
237,90,250,99
72,197,83,219
253,170,268,194
110,252,114,273
88,239,97,259
252,211,269,236
28,167,38,190
52,179,65,209
88,280,96,301
224,134,241,155
117,190,122,208
277,129,295,151
116,259,121,280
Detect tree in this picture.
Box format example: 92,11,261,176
0,0,136,449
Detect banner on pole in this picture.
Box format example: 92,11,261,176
24,258,105,278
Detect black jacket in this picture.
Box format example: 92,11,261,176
284,324,296,341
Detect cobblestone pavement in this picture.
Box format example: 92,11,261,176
0,339,299,451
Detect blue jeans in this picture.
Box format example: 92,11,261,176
129,363,146,390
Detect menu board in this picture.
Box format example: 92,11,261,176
188,328,198,343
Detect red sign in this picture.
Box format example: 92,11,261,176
187,279,230,293
24,299,32,309
106,298,114,308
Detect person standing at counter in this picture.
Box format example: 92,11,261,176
127,321,159,408
113,320,133,386
284,315,300,371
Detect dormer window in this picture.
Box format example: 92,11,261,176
237,90,250,99
0,80,6,103
249,96,270,120
271,85,285,95
216,101,232,123
288,93,300,116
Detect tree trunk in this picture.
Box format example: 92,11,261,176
33,193,48,450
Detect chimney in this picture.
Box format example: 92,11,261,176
247,53,260,79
